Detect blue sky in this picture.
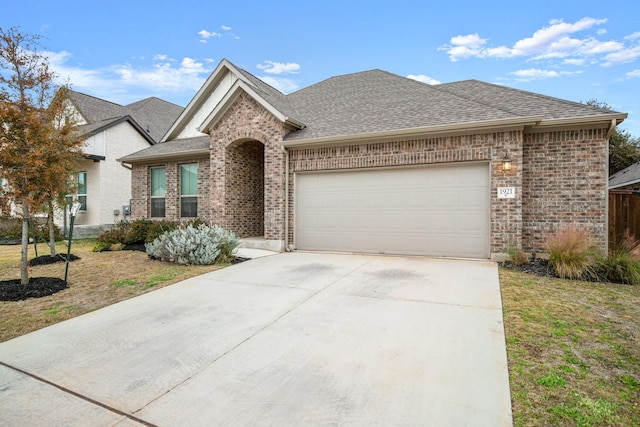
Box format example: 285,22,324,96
3,0,640,136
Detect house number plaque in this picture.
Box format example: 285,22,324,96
497,187,516,198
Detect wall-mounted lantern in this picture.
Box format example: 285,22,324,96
502,153,512,172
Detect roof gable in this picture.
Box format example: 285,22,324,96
162,59,304,142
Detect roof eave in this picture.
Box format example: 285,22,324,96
534,113,628,129
282,116,544,148
118,149,210,164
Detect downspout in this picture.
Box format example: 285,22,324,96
284,147,291,252
605,118,617,252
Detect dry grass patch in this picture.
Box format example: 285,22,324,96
0,240,224,342
500,268,640,426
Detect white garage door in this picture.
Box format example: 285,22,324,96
295,163,490,258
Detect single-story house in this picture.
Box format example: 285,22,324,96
608,161,640,248
59,90,183,237
119,59,627,259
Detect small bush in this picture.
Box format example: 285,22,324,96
97,227,127,245
546,226,599,280
91,241,111,252
507,245,529,266
123,220,152,244
598,232,640,285
145,220,179,243
145,223,239,265
0,217,63,242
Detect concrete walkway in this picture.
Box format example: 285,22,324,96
0,252,512,426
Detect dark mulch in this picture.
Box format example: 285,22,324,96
231,257,250,265
0,277,68,301
29,254,80,266
500,257,559,278
123,243,146,252
0,238,21,245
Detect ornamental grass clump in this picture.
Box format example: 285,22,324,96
599,232,640,285
546,226,599,280
145,223,239,265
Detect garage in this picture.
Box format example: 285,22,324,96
294,162,490,258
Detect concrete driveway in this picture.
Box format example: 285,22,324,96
0,252,512,426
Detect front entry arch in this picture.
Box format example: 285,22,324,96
225,139,265,238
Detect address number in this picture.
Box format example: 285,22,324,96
497,187,516,198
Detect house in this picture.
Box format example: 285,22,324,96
608,162,640,249
119,59,627,259
60,90,183,237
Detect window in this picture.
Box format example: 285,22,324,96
180,164,198,217
77,172,87,211
150,167,166,217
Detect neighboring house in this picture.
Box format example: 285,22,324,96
608,162,640,248
119,59,627,259
59,90,183,237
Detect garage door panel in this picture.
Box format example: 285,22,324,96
295,163,490,258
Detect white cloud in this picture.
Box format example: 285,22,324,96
627,69,640,78
603,45,640,66
259,76,299,93
407,74,441,85
221,25,231,31
624,31,640,41
256,60,301,75
439,16,633,67
198,29,221,43
45,50,214,105
511,68,582,81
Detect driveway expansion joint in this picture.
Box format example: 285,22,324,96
0,360,156,427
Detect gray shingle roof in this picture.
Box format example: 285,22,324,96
286,70,523,141
435,79,618,121
125,97,184,142
609,162,640,189
120,60,627,162
118,135,210,163
67,90,183,143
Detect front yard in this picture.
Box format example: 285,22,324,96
1,241,638,425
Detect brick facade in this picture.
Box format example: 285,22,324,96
130,156,211,221
130,90,608,258
209,92,288,242
522,128,609,253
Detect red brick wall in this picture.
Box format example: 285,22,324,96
225,140,264,237
209,92,288,240
130,156,211,221
522,128,608,253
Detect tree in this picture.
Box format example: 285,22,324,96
0,27,83,284
585,99,640,175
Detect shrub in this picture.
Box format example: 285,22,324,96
598,232,640,285
145,220,179,243
91,241,111,252
0,217,63,242
123,219,153,244
546,226,599,280
507,245,529,266
97,226,127,245
145,223,239,265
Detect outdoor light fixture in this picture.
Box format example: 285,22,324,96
70,202,82,217
65,201,82,282
502,153,512,172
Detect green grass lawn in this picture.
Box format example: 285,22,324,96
500,268,640,426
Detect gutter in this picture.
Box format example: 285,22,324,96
282,116,544,148
117,148,210,164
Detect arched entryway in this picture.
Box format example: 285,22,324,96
225,139,265,238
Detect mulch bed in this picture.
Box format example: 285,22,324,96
0,277,68,301
29,254,80,266
500,257,559,278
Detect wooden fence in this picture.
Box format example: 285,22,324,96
609,190,640,250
